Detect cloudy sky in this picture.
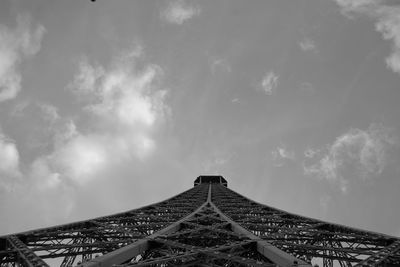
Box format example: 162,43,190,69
1,0,400,238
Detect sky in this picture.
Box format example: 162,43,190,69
0,0,400,238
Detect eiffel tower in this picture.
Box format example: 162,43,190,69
1,175,400,267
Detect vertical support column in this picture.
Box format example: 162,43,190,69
207,184,212,203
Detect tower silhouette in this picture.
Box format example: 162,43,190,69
1,175,399,266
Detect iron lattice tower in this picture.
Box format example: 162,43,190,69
1,176,400,267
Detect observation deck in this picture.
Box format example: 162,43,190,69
193,175,228,187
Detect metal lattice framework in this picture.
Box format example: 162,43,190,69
1,175,400,267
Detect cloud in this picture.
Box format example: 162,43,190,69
210,58,231,74
202,151,234,173
0,126,72,230
2,45,169,190
319,194,332,217
334,0,400,74
335,0,380,15
51,134,107,185
52,48,168,185
0,153,76,232
299,38,317,52
271,146,295,167
10,100,30,117
0,127,21,198
39,103,60,123
231,98,240,104
299,82,316,94
304,148,320,158
0,42,172,233
0,45,173,233
304,123,398,192
70,58,104,95
161,0,200,25
70,48,166,132
260,71,279,95
0,132,20,179
375,6,400,73
0,14,45,102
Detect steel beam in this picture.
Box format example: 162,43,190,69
81,184,310,267
80,201,209,266
6,235,49,267
354,240,400,266
1,176,400,267
209,202,310,267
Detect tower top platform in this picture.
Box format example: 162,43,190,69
194,175,227,187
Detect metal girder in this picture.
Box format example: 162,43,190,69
209,202,309,267
80,202,210,266
1,176,400,267
6,235,49,267
78,184,308,267
1,184,209,266
354,240,400,266
211,183,400,266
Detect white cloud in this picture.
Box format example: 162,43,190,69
260,71,279,95
202,151,233,173
304,123,398,192
70,58,104,95
334,0,400,74
51,48,169,185
1,155,76,232
52,119,78,146
0,44,172,236
9,100,30,118
30,158,62,191
304,148,320,158
211,58,231,74
85,64,164,128
39,103,60,123
0,121,78,233
2,47,170,189
0,133,20,178
299,38,317,52
0,14,45,102
271,146,295,167
335,0,380,15
51,135,107,185
375,6,400,73
319,194,332,217
0,121,76,230
299,82,316,94
161,0,200,25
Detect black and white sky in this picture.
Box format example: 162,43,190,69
1,0,400,237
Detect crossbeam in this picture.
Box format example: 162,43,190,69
80,202,209,266
6,235,49,267
80,184,309,267
1,176,400,267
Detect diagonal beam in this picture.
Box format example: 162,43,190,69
114,239,269,267
354,240,400,266
80,184,311,267
209,201,311,267
202,250,275,267
170,221,239,239
80,198,209,266
6,235,49,267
